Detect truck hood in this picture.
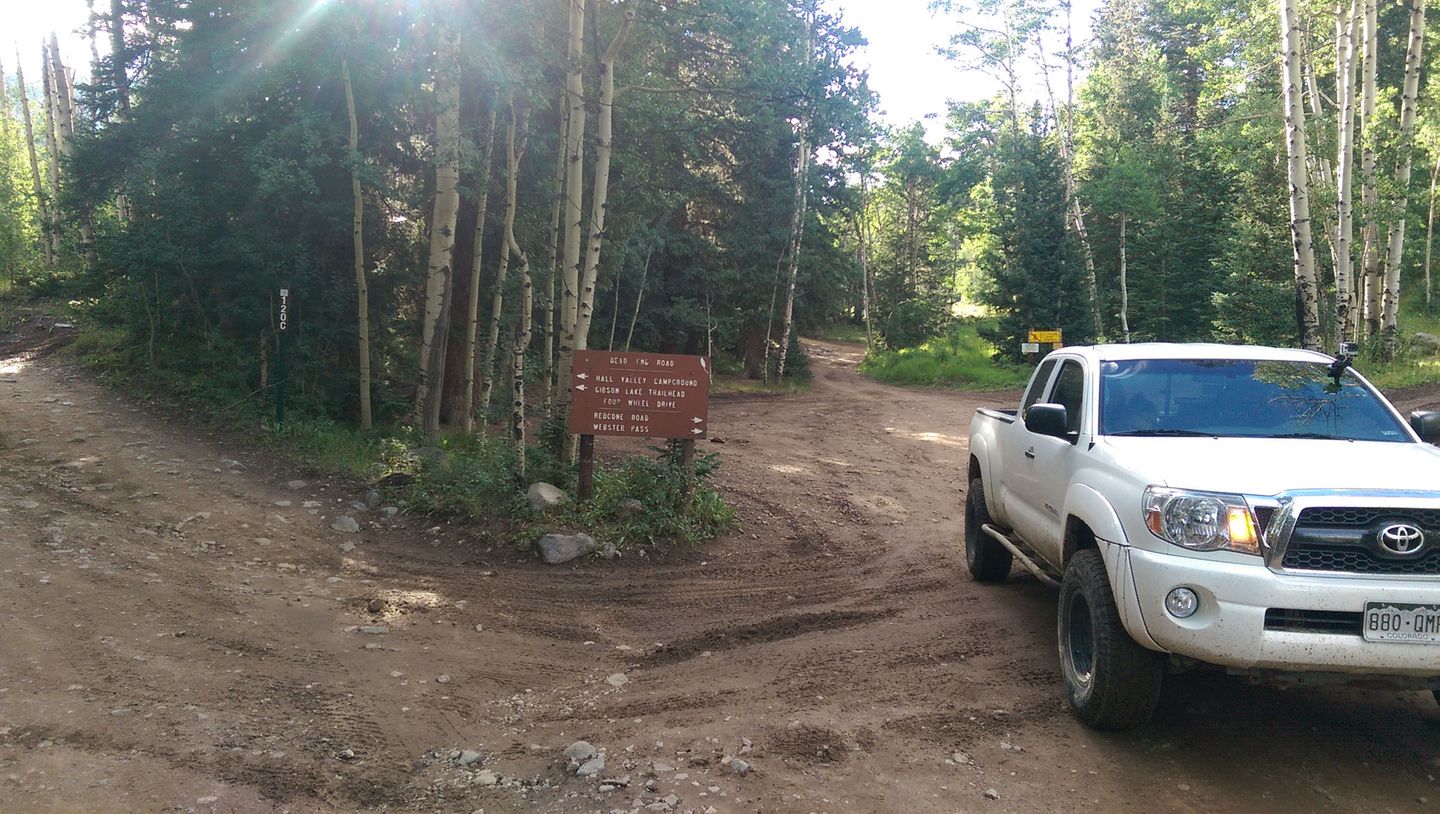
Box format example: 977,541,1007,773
1099,437,1440,496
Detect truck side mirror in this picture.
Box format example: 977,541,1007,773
1410,410,1440,443
1025,403,1073,441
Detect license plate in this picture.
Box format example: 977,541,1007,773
1362,602,1440,644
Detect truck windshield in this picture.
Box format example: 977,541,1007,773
1099,358,1409,442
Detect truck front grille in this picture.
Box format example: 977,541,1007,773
1263,608,1363,635
1282,507,1440,576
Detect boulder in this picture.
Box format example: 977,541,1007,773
616,498,645,520
537,533,599,565
528,482,568,512
1414,332,1440,355
331,516,360,533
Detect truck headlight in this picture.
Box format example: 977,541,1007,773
1143,487,1260,555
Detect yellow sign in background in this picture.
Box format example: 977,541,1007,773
1028,329,1062,344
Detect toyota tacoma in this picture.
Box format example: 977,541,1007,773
966,343,1440,729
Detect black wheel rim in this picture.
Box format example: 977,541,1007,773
1064,591,1095,689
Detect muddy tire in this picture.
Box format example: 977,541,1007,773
1057,549,1164,730
964,478,1012,582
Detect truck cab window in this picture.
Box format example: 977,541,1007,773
1049,360,1085,434
1022,359,1058,415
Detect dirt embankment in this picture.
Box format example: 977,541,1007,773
1,318,1437,813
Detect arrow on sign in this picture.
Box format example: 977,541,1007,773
691,428,703,435
691,417,703,423
577,373,588,379
575,384,588,391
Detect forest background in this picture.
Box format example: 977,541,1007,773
2,0,1439,538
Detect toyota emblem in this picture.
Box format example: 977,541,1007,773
1377,523,1426,556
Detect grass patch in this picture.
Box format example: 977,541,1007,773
813,322,868,343
1352,307,1440,391
711,375,808,396
860,323,1031,390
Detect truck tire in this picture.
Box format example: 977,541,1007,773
964,478,1013,582
1057,549,1164,730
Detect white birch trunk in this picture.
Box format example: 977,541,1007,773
462,101,499,432
479,98,523,417
557,0,587,462
1359,0,1380,337
1333,0,1358,344
417,28,463,441
776,1,816,383
625,249,650,352
1119,213,1131,343
543,97,567,413
14,56,54,267
1037,16,1103,339
342,58,373,430
48,36,96,268
1280,0,1323,350
1380,0,1426,358
1425,153,1439,310
575,2,637,351
503,106,533,476
40,44,61,260
775,129,810,382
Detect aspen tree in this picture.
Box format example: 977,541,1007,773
557,0,587,461
1425,152,1439,310
479,96,523,417
40,43,61,259
543,97,567,411
624,249,651,352
48,37,97,268
342,57,372,430
111,0,132,222
14,56,54,267
1380,0,1426,358
461,99,498,433
776,1,816,382
417,27,463,441
574,1,638,350
1037,3,1102,339
1280,0,1323,350
502,103,533,475
1359,0,1380,336
1332,0,1359,343
1119,213,1130,342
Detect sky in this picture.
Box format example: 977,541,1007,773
11,0,1100,142
826,0,1103,140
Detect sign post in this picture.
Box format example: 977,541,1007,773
276,288,290,426
1023,329,1062,364
567,349,711,502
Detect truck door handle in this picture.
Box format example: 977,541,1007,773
1024,447,1036,459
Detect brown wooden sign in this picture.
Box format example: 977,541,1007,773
567,349,710,439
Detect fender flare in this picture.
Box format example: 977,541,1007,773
968,435,999,519
1064,483,1164,651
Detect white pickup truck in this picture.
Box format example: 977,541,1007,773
966,343,1440,729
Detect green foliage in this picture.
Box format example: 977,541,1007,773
576,444,737,550
860,321,1031,389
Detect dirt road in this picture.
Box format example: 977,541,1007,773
1,327,1437,814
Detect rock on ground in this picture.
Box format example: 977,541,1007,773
564,741,597,764
331,516,360,533
527,482,568,511
536,533,598,565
